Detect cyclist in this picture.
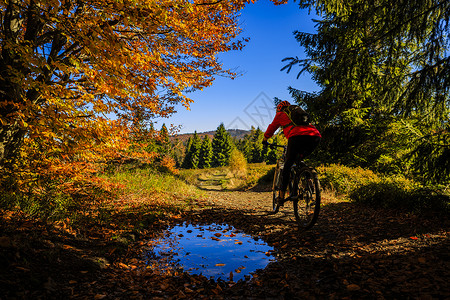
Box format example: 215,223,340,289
262,100,321,206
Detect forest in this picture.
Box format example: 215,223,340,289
0,0,448,299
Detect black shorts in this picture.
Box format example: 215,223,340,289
281,135,321,191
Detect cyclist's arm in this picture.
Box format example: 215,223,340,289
264,112,284,140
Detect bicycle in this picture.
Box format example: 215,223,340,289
265,142,321,229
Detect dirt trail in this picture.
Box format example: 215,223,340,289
177,188,450,299
1,182,449,299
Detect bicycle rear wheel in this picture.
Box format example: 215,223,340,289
293,167,321,229
272,166,282,213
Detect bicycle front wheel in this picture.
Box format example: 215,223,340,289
272,166,282,213
293,168,321,229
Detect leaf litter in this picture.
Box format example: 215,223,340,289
0,189,449,299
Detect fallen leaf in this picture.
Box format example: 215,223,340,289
346,284,361,291
418,257,426,264
118,263,128,269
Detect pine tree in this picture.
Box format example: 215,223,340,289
212,124,233,167
283,0,450,183
157,123,170,154
199,136,213,169
190,132,202,169
245,127,265,163
265,133,286,164
236,126,255,162
182,137,193,169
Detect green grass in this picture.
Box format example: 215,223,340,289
179,163,275,191
106,167,203,201
0,166,205,231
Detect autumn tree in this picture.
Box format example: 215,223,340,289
212,123,233,167
0,0,256,190
283,0,449,183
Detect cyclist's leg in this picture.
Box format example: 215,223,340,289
280,136,302,200
297,135,321,158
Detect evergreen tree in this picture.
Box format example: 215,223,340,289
250,128,265,163
159,124,170,144
265,133,287,164
265,147,278,164
199,136,213,169
182,137,193,169
190,132,202,169
283,0,450,183
237,126,256,162
212,124,233,167
237,138,252,162
171,137,184,167
157,123,170,154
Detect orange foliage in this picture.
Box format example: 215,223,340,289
0,0,286,190
159,155,179,175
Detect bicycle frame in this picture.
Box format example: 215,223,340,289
265,141,321,229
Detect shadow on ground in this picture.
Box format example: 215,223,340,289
1,197,448,299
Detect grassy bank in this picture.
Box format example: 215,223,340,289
317,164,450,214
0,166,204,236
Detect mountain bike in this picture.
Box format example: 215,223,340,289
265,142,321,229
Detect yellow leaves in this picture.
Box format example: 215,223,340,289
2,0,282,191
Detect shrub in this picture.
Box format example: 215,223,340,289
157,155,179,175
316,164,449,213
257,167,275,185
350,178,450,213
349,176,416,207
228,149,247,177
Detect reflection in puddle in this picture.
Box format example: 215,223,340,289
146,223,275,281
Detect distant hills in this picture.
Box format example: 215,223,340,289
171,129,250,143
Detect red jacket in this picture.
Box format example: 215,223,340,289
264,111,321,139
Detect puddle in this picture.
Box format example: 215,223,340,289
145,223,276,281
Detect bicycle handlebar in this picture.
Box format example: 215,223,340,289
262,141,286,148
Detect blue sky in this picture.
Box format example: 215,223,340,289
165,0,320,134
